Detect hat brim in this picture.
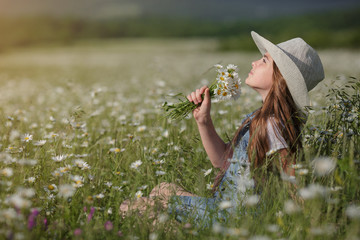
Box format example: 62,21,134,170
251,31,310,111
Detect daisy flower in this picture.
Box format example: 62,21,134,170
155,170,166,176
25,177,36,183
22,134,33,142
52,170,63,177
58,184,75,198
109,148,125,153
71,175,84,188
95,193,105,199
74,159,91,170
203,168,212,177
33,140,47,146
135,190,143,199
1,168,14,177
45,184,58,193
59,165,72,173
52,155,67,162
311,157,336,176
130,160,142,170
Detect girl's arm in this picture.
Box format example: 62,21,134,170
187,86,227,168
197,118,227,168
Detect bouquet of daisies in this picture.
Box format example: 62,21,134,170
162,64,241,121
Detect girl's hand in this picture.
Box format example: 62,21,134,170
187,86,211,125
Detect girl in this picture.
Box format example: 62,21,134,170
120,31,325,227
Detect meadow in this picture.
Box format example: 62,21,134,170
0,38,359,239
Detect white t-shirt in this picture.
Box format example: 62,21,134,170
266,118,288,155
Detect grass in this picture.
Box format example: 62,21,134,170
0,39,359,239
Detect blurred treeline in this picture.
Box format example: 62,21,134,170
0,7,359,51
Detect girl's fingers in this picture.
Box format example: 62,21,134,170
187,94,192,102
202,88,210,105
187,86,208,104
199,86,208,93
191,92,198,104
196,89,203,103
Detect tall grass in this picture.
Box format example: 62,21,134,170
0,41,359,239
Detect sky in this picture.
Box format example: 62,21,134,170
0,0,359,20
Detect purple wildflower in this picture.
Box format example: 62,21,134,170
27,208,40,230
87,207,95,222
74,228,82,236
104,221,113,231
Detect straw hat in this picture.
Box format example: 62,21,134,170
251,31,325,111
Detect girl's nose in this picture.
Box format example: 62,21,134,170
251,61,256,67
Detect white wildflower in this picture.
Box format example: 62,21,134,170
266,224,279,233
212,222,223,233
213,64,241,101
18,159,37,166
52,155,66,162
299,183,328,200
153,159,165,165
292,164,303,169
219,200,233,210
206,182,214,190
158,213,169,223
25,177,36,183
137,126,147,132
22,134,33,142
149,233,158,240
245,195,260,207
135,190,143,199
130,160,143,170
18,187,35,198
46,184,58,193
155,170,166,176
162,130,169,138
345,205,360,219
249,235,271,240
109,148,125,153
96,193,105,199
74,159,91,170
52,170,62,177
284,200,301,214
138,185,148,190
1,168,13,177
298,168,309,175
107,208,113,215
281,173,297,184
59,165,72,173
203,168,212,177
8,194,31,209
311,157,336,176
0,208,17,222
71,175,84,188
58,184,75,198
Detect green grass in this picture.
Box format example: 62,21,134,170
0,39,359,239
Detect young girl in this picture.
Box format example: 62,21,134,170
120,31,325,226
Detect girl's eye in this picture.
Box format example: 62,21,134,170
262,58,266,63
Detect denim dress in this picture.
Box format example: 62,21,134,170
168,111,257,227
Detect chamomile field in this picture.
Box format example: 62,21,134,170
0,39,359,239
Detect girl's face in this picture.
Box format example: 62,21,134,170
245,52,274,100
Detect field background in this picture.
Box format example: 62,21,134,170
0,1,359,239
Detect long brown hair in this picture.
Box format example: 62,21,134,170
212,62,304,192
